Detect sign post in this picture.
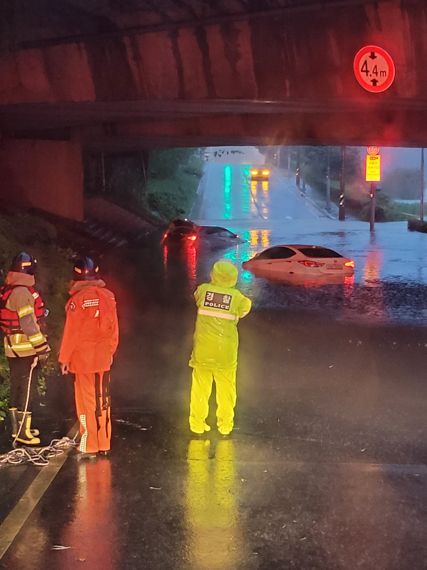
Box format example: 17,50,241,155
339,146,346,221
420,148,425,222
326,147,331,212
366,147,381,232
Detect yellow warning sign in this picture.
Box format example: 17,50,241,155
366,154,381,182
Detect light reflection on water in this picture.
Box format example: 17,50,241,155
185,439,243,570
223,165,232,221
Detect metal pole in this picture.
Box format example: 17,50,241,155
370,182,376,232
287,149,291,178
296,147,301,190
326,147,331,212
420,147,425,222
338,146,346,221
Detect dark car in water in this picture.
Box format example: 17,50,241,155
161,219,243,248
197,225,244,248
161,219,199,245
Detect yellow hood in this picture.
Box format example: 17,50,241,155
210,261,238,288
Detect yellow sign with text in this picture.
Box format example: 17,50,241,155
366,154,381,182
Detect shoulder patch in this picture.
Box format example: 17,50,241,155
68,301,76,312
82,298,100,309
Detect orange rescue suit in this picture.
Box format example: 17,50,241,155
59,280,119,453
59,280,119,373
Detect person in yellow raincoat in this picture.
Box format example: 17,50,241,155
189,260,251,436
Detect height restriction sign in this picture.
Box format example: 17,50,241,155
353,45,395,93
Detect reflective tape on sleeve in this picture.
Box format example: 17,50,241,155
17,305,34,318
197,308,237,321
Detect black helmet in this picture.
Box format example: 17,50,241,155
10,252,37,275
73,256,100,281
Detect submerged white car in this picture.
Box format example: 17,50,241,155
242,245,355,280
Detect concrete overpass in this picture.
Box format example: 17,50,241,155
1,0,427,219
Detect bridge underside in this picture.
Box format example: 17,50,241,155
2,98,427,151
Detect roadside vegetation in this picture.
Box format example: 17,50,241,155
0,212,72,420
85,148,204,222
287,146,424,222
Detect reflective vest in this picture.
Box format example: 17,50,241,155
0,285,46,335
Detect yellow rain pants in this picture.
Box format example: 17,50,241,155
189,366,237,435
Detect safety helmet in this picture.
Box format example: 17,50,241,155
73,256,100,281
10,252,37,275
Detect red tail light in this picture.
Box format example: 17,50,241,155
163,233,168,239
187,234,197,241
298,260,325,268
344,260,355,268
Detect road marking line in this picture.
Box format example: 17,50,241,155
0,422,79,561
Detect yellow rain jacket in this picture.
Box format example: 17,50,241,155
189,261,251,370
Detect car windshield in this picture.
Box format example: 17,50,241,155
256,247,296,259
296,247,343,258
170,226,194,235
170,219,194,229
201,227,236,237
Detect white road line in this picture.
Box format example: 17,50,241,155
0,422,79,560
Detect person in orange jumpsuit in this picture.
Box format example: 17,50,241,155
59,257,119,458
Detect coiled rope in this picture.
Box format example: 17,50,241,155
0,436,78,467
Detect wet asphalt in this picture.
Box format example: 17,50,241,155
2,155,427,569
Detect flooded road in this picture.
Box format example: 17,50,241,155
2,154,427,569
189,162,427,324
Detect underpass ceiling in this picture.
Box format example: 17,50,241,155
1,0,383,49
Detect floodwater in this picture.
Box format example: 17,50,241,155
184,162,427,325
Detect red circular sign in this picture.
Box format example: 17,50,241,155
367,145,380,155
353,45,395,93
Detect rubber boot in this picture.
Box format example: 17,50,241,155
15,411,40,446
9,408,39,438
8,408,18,438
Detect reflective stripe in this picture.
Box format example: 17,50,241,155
9,343,34,351
197,308,237,321
28,332,44,344
8,334,35,351
79,414,88,452
17,305,34,318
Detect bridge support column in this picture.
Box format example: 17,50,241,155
0,140,84,221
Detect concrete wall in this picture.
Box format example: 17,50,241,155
0,140,84,221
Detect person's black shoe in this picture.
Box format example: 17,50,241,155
75,451,97,461
98,450,111,457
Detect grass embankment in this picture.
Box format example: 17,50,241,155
145,170,201,221
0,212,72,420
309,177,421,222
92,149,205,223
145,150,204,221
